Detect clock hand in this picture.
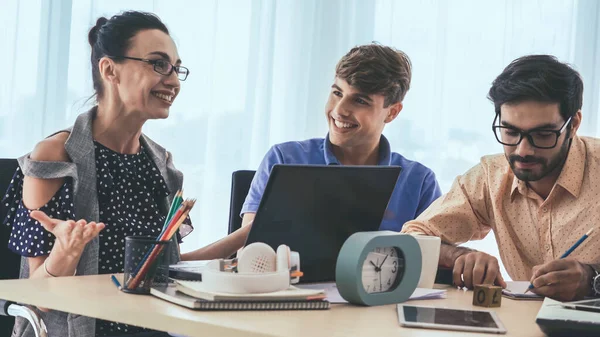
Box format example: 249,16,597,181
378,254,389,269
369,260,380,271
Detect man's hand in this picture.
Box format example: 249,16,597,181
453,251,506,289
530,258,592,301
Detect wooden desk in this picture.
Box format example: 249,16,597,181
0,275,544,336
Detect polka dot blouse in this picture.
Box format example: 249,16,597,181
2,141,176,336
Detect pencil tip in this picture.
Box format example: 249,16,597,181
587,227,595,236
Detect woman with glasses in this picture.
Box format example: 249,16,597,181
2,11,190,337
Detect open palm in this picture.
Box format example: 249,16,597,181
30,210,105,255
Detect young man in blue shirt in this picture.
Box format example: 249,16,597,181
186,44,441,260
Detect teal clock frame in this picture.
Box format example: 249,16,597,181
335,231,422,306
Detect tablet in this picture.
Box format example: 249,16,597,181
561,298,600,313
397,305,507,334
245,164,402,283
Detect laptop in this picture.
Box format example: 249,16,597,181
245,164,402,283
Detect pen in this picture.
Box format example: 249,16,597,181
525,227,594,294
111,275,122,290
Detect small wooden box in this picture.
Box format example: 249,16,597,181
473,284,502,307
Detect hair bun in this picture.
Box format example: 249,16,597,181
88,17,108,47
95,17,108,28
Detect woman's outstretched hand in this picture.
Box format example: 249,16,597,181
30,210,105,256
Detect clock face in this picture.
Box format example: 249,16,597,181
361,246,404,293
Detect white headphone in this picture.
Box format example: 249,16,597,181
201,243,302,294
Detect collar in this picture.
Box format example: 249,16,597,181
510,135,585,200
64,107,96,162
323,133,392,166
555,136,585,198
509,172,532,201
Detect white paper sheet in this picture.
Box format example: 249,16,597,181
297,282,446,304
502,281,542,299
409,288,447,300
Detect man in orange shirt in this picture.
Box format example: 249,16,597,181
402,55,600,301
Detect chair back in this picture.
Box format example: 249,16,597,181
0,159,20,336
227,170,256,234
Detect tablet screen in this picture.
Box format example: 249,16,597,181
403,306,499,328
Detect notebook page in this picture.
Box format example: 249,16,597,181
502,281,542,299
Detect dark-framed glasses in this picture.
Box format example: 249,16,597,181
108,56,190,81
492,114,572,149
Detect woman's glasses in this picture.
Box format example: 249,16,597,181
109,56,190,81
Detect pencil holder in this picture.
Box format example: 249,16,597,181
122,236,172,294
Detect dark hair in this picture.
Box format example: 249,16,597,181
488,55,583,121
335,43,411,107
88,11,169,100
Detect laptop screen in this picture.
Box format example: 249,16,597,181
245,164,402,283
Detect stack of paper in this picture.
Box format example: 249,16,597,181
502,281,542,300
296,282,446,304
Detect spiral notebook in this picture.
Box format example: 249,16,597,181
150,285,330,311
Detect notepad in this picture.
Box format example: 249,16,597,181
501,281,543,300
151,285,330,311
174,280,326,302
296,282,446,304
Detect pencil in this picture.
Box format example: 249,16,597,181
162,190,183,232
129,192,184,277
525,227,594,294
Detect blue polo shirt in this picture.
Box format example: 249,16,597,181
241,134,442,231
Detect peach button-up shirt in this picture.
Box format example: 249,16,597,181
402,136,600,281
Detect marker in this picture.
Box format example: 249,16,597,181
111,275,122,290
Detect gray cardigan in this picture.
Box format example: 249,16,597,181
12,108,183,337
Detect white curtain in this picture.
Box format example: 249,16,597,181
2,0,600,278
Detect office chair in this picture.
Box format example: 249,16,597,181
0,159,48,337
227,170,256,235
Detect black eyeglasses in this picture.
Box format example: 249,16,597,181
492,114,572,149
108,56,190,81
